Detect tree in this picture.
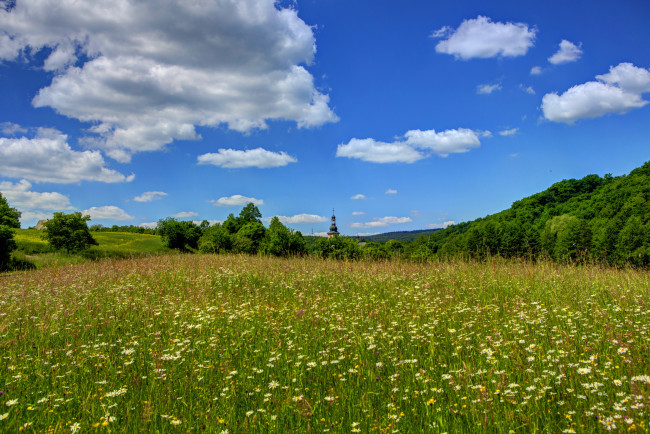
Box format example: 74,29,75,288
232,221,266,254
260,217,306,257
43,212,98,254
239,203,262,224
198,223,232,253
158,218,202,251
0,193,21,271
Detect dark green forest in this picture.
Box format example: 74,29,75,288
412,160,650,266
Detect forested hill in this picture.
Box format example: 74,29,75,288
360,229,441,243
419,161,650,265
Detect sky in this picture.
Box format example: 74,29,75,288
1,0,649,236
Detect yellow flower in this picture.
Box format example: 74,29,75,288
427,398,436,406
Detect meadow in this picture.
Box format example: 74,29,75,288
12,229,169,268
0,254,648,432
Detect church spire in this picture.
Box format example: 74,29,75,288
327,209,339,238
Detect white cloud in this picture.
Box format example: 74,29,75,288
197,148,297,168
596,62,650,94
548,40,582,65
0,179,73,211
0,122,27,136
477,83,502,94
0,179,74,224
404,128,483,157
210,195,264,207
336,138,425,164
133,191,167,202
265,214,327,224
530,66,543,75
520,84,535,95
0,128,134,183
337,127,487,164
350,194,367,200
350,216,412,228
139,222,158,229
542,62,650,123
433,16,536,60
311,232,328,237
172,211,198,218
385,189,397,195
426,221,455,229
0,0,337,162
499,128,519,136
351,211,366,215
82,206,134,221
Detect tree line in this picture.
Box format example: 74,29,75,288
409,161,650,266
2,160,650,271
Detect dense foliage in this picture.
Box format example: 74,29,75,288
43,212,98,254
0,192,21,271
413,161,650,266
157,203,307,257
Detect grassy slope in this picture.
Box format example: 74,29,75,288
12,229,170,268
1,255,648,432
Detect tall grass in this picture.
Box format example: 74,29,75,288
1,255,648,432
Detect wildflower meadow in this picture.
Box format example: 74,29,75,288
1,254,649,432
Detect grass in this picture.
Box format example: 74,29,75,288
12,229,170,268
0,255,649,432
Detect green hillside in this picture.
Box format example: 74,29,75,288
419,161,650,265
359,229,441,243
13,229,169,268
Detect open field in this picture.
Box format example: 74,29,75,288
1,255,649,432
12,230,169,268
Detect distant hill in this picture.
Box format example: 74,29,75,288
418,161,650,265
358,229,441,243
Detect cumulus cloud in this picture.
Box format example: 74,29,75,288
477,83,501,94
542,62,650,123
0,0,337,162
350,194,367,200
530,66,543,75
337,127,486,164
427,221,455,229
350,216,412,228
336,138,425,164
138,222,158,229
82,206,134,221
0,128,134,183
404,128,483,157
0,122,27,136
548,40,582,65
210,195,264,207
197,148,297,168
385,189,397,195
0,179,74,223
352,211,366,215
499,128,519,136
172,211,198,218
433,16,536,60
133,191,167,202
265,214,327,224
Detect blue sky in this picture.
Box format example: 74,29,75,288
1,0,649,235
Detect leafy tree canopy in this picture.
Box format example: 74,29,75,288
43,212,98,254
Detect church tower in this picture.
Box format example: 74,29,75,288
327,209,339,238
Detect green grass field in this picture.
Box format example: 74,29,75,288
1,255,648,432
12,229,170,268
